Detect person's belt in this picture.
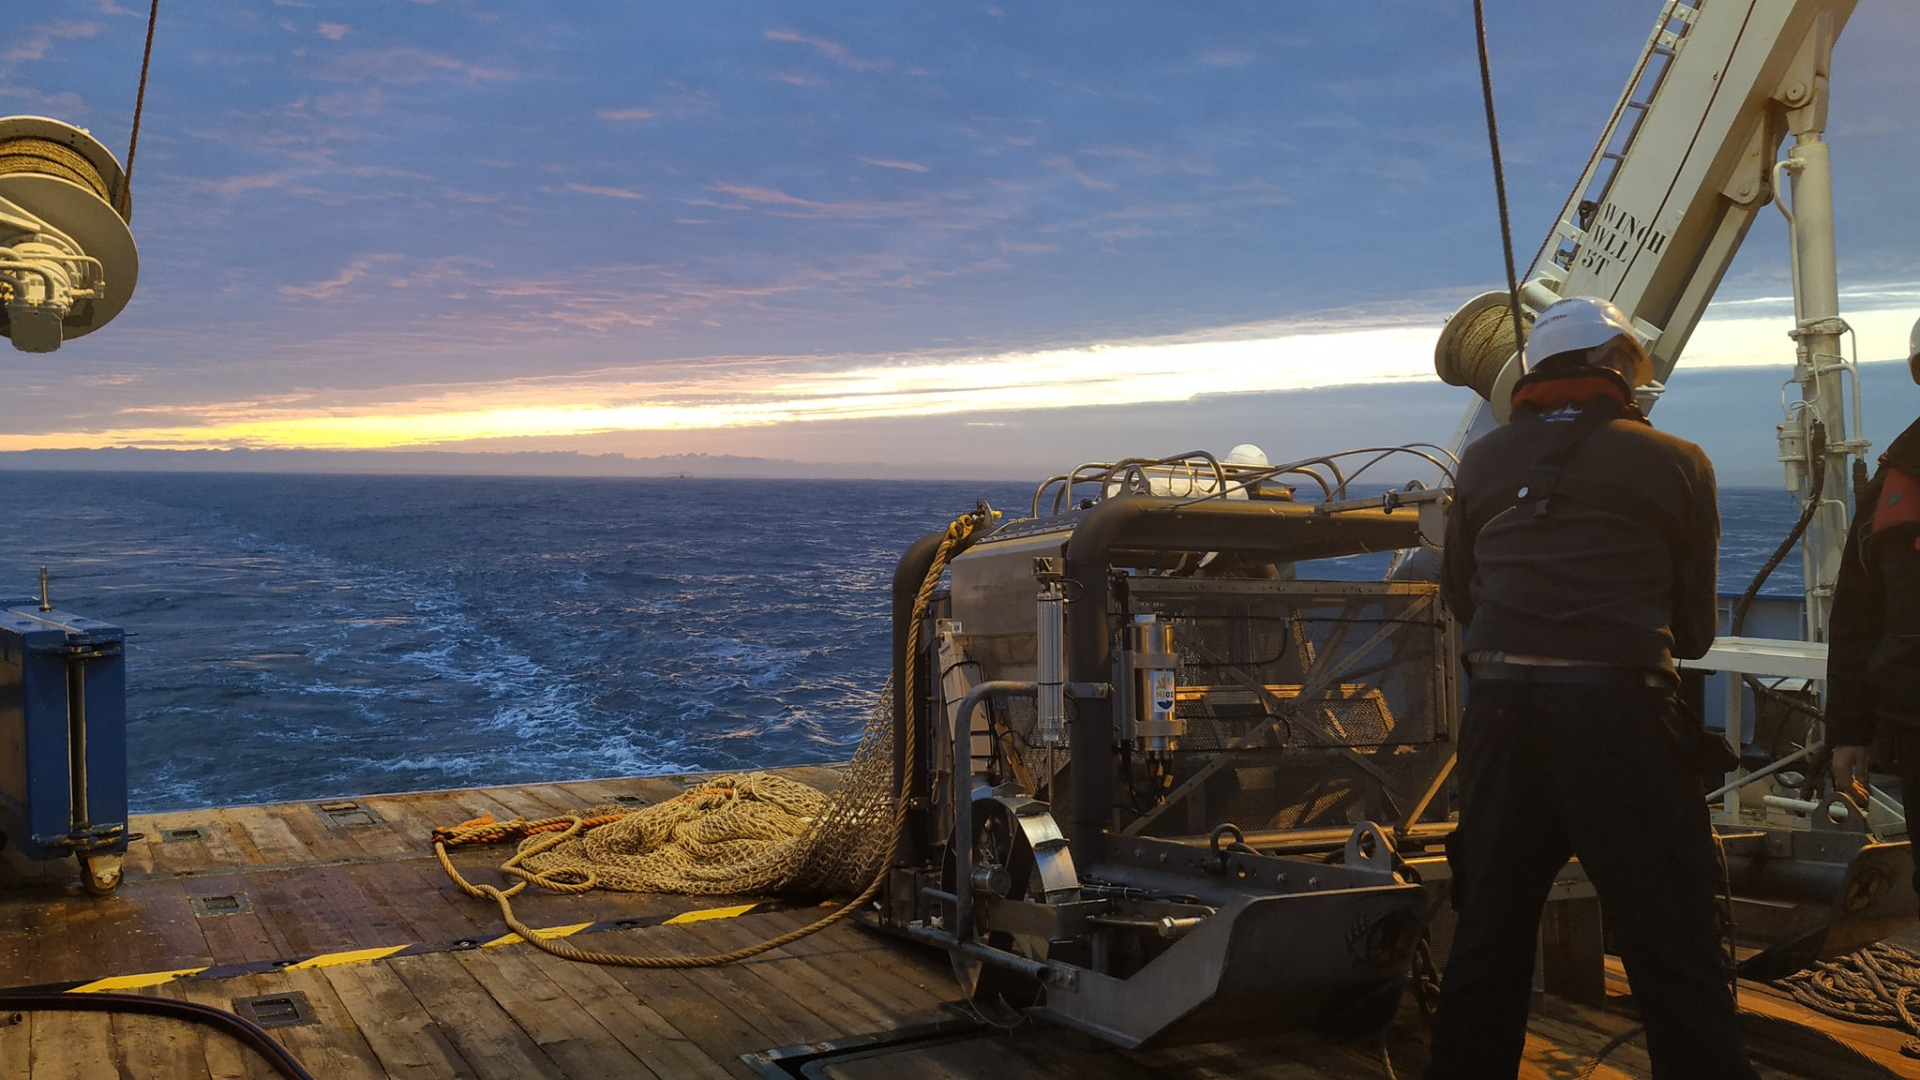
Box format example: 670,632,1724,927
1470,659,1672,689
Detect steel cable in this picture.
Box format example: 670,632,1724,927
117,0,161,217
1471,0,1526,363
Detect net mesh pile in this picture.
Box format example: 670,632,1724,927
511,684,899,898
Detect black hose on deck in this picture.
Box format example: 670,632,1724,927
0,990,317,1080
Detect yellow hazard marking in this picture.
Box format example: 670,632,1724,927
58,903,770,991
287,945,410,970
483,921,594,948
665,903,757,925
70,967,208,993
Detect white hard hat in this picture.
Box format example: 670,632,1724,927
1225,443,1268,467
1524,296,1652,387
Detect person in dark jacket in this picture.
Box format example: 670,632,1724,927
1828,318,1920,909
1425,296,1758,1080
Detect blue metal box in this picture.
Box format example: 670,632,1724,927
0,598,129,892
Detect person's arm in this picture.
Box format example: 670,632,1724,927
1669,453,1720,660
1440,468,1477,627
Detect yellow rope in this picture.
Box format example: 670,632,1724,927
433,506,991,968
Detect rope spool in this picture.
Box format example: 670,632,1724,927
0,118,131,224
0,137,114,204
1434,290,1522,397
0,116,140,351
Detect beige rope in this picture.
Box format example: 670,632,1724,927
434,506,991,968
0,138,111,200
1775,942,1920,1058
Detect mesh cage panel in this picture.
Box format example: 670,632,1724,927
1120,578,1455,839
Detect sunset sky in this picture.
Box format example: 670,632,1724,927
4,1,1918,482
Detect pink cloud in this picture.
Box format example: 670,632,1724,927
858,156,929,174
3,21,101,63
1045,156,1117,191
763,28,890,72
281,255,404,300
566,182,647,201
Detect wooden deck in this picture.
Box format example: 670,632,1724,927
0,767,1913,1079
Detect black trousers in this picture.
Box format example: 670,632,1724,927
1894,724,1920,902
1422,677,1758,1080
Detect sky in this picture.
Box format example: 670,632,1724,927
3,1,1918,484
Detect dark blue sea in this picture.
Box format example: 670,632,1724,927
0,472,1808,813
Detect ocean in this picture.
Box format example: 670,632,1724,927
0,471,1810,813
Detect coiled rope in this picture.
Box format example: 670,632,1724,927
0,139,111,201
1776,942,1920,1059
434,506,992,969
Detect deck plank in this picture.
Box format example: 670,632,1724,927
29,1009,120,1080
321,960,477,1080
192,897,286,968
671,919,896,1042
110,1009,214,1080
0,895,50,985
1522,1015,1650,1079
231,804,328,866
357,788,495,859
1738,981,1919,1076
680,916,901,1034
453,944,667,1080
508,948,739,1080
122,876,222,973
385,951,571,1080
683,914,937,1032
641,922,849,1046
749,908,957,1014
167,968,388,1080
262,797,359,863
139,807,255,877
587,954,789,1079
264,967,393,1080
0,1005,30,1080
359,853,503,944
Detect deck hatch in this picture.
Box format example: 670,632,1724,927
232,991,314,1029
315,800,381,828
191,893,251,917
162,826,205,843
